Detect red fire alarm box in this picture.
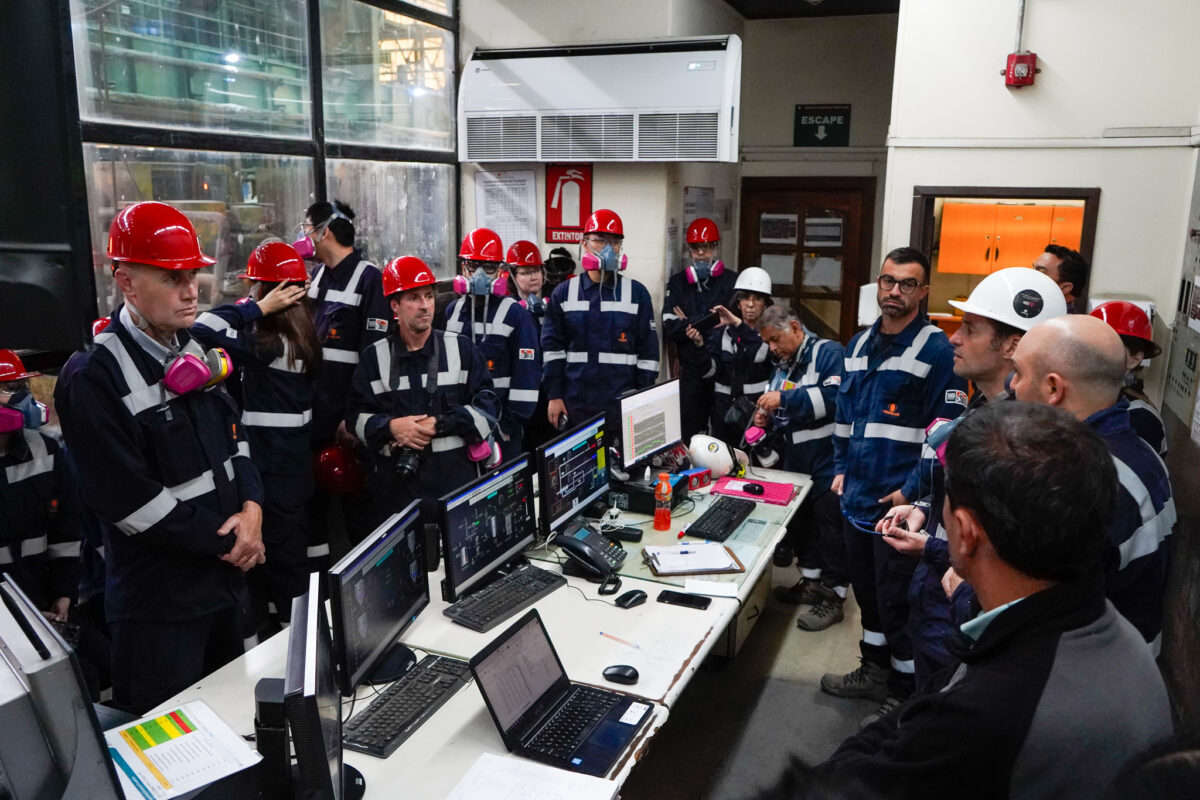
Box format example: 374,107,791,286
1006,52,1037,87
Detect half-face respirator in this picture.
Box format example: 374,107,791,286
686,259,725,284
453,266,508,297
0,390,48,434
581,244,627,273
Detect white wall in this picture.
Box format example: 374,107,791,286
738,15,897,270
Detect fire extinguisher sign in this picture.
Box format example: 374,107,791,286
545,163,593,244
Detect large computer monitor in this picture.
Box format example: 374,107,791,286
328,501,428,695
439,456,538,603
285,572,363,800
536,414,609,538
616,379,683,470
0,574,122,800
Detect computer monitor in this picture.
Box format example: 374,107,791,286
536,414,609,537
327,501,427,695
616,379,683,470
439,455,538,603
285,572,363,800
0,574,122,800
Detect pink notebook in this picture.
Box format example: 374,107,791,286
710,476,799,506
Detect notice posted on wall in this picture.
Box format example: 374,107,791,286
475,169,537,247
1188,276,1200,334
105,700,261,799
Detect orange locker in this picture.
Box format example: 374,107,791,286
1049,204,1084,250
938,202,997,274
992,204,1054,271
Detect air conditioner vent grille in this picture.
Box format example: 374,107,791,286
637,112,719,159
541,114,635,159
466,116,537,160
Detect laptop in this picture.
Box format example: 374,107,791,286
469,609,651,777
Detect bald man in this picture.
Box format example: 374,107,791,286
1010,315,1175,652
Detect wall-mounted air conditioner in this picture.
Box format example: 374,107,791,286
458,35,741,163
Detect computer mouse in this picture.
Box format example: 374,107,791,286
743,482,765,495
615,589,647,609
603,664,639,685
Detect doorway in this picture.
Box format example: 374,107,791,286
739,177,875,343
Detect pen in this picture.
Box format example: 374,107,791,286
600,631,640,649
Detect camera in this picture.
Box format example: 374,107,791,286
392,447,422,480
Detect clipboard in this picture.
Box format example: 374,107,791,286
641,544,745,577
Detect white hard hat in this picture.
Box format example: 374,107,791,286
733,266,772,296
948,267,1067,332
688,434,747,479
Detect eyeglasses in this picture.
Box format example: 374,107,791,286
514,267,542,277
585,234,622,248
878,275,924,294
690,243,717,254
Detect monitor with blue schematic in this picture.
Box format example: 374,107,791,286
439,456,538,602
0,574,122,800
285,572,364,800
536,414,609,537
328,500,427,695
617,379,683,470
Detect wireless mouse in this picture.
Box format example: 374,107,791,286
603,664,639,685
615,589,647,609
743,482,765,495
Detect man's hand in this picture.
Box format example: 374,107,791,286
42,597,70,622
941,567,964,599
832,473,845,496
712,304,740,328
878,505,930,555
335,419,358,448
219,501,265,572
257,282,307,316
878,489,907,506
548,398,567,427
389,415,435,449
758,391,782,414
684,324,704,346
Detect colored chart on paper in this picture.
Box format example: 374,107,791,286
105,700,261,800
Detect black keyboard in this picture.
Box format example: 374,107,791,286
685,495,757,542
343,655,472,758
443,563,566,632
527,686,619,761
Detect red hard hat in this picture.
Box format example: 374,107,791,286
458,228,504,262
239,241,307,283
0,349,40,382
106,201,217,270
382,256,437,296
1090,301,1161,358
686,217,720,245
583,209,623,238
506,241,543,267
91,317,112,337
314,443,364,496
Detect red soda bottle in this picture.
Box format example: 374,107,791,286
654,472,672,531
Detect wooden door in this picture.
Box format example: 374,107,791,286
740,178,875,343
992,204,1054,271
937,202,996,274
1049,204,1085,250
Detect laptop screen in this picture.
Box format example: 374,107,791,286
472,613,565,733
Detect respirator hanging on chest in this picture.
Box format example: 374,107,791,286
162,347,233,395
520,294,545,317
0,390,48,433
686,260,725,284
581,244,627,272
453,267,508,297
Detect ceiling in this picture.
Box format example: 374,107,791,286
723,0,900,19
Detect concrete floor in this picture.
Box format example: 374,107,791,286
621,567,874,799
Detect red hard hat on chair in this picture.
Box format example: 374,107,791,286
0,349,40,383
106,201,217,270
583,209,623,238
238,241,308,283
314,443,364,496
458,228,504,262
382,256,437,297
506,241,543,267
1090,301,1162,359
686,217,720,245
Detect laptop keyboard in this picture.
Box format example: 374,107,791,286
526,686,620,761
443,563,566,632
343,655,472,758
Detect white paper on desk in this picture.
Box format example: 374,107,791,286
448,752,617,800
685,578,739,597
104,700,261,800
644,542,735,573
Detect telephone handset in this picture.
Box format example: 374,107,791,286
556,527,627,576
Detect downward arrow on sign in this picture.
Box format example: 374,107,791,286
815,125,828,140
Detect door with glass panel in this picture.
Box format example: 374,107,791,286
739,178,874,344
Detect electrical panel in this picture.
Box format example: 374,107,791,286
1163,154,1200,424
